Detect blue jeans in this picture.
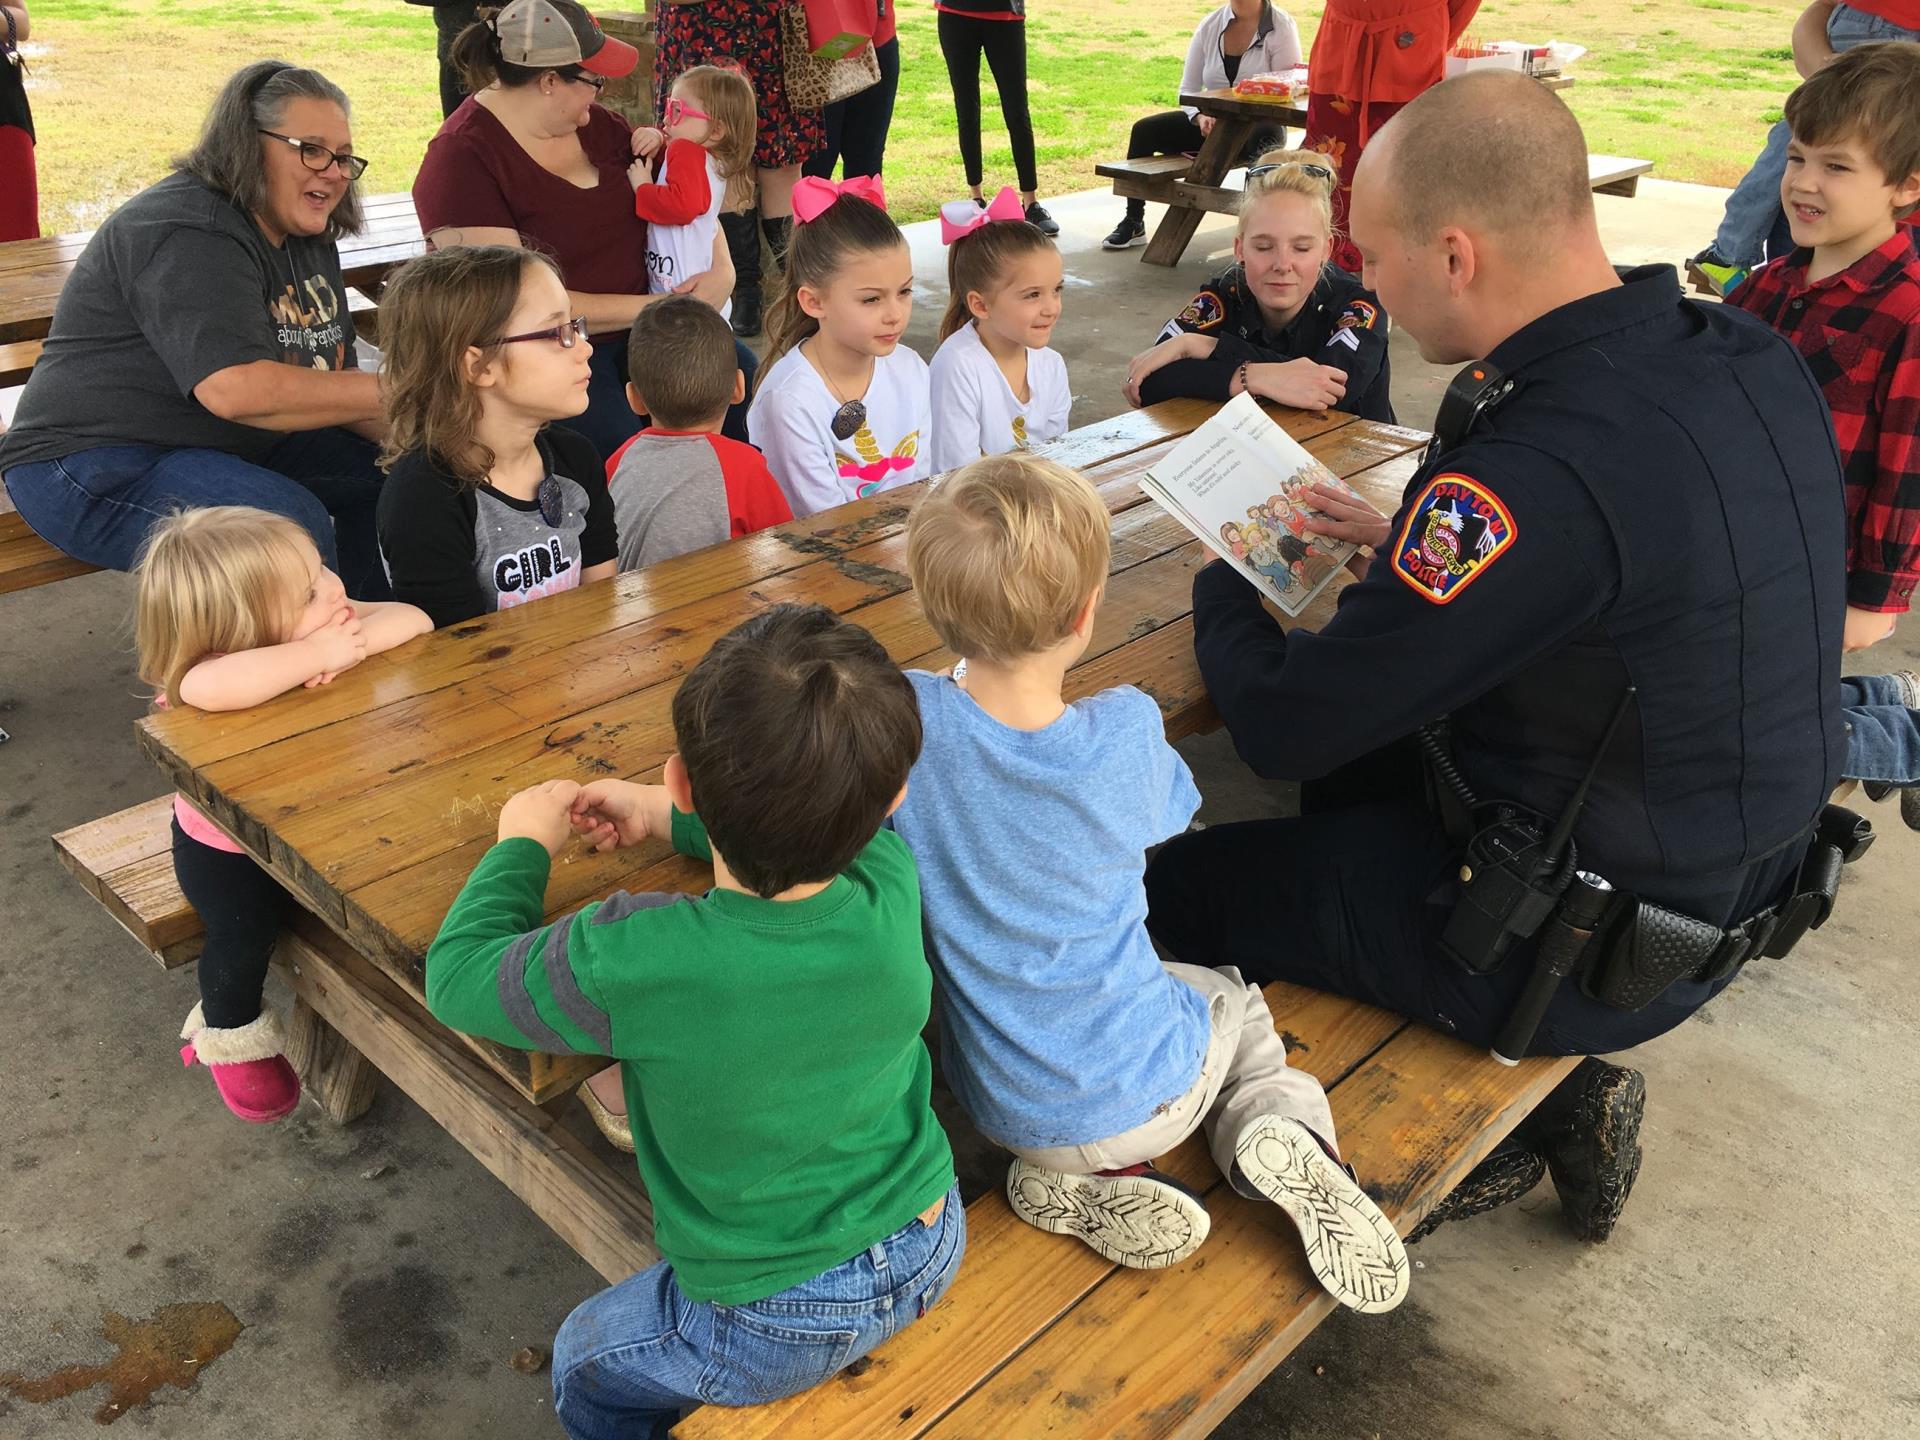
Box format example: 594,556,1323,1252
1714,4,1920,266
1841,675,1920,786
551,1182,965,1440
3,426,390,600
560,332,758,464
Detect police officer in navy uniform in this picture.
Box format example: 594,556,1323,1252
1124,151,1396,423
1143,72,1848,1243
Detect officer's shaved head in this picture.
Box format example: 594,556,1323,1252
1364,71,1594,244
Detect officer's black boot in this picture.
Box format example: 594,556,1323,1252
1405,1138,1547,1244
1520,1057,1647,1243
720,208,762,339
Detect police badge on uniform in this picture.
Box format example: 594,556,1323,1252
1392,474,1515,603
1174,290,1226,332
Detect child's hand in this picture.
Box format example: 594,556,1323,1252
499,779,585,855
631,126,665,160
1249,359,1349,414
1843,605,1897,652
304,609,366,684
570,780,663,852
627,156,655,191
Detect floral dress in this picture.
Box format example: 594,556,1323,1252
653,0,824,170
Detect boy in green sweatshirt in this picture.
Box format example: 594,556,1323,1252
425,603,960,1440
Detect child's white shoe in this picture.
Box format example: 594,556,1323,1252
1005,1159,1210,1270
1232,1115,1409,1313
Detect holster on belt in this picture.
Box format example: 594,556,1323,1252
1581,805,1866,1012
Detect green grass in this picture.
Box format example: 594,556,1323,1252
21,0,1805,234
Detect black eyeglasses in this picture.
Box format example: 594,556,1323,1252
485,316,591,349
1247,161,1334,182
557,68,608,92
258,130,369,181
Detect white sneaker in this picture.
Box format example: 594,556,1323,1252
1233,1116,1410,1313
1005,1159,1211,1269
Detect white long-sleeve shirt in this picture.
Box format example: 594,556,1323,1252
1180,4,1303,118
747,344,933,519
928,322,1072,476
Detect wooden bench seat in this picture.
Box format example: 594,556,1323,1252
0,510,100,594
54,797,605,1107
1094,155,1197,184
1588,154,1655,199
675,991,1575,1439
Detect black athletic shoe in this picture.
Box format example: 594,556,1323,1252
1025,202,1061,236
1538,1058,1646,1243
729,285,762,339
1405,1137,1548,1244
1103,216,1147,250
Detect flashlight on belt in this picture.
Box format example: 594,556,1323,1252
1490,871,1614,1067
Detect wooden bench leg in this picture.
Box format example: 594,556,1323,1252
284,996,379,1124
1140,117,1252,267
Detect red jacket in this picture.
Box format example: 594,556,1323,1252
1309,0,1482,105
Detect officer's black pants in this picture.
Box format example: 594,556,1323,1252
1143,800,1731,1058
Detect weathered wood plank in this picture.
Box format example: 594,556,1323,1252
925,1034,1577,1440
278,915,659,1283
670,986,1407,1440
284,997,380,1125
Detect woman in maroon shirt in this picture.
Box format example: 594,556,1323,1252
412,0,752,459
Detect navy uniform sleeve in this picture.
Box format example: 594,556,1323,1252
1315,290,1389,408
1194,445,1618,781
377,452,490,628
550,427,619,567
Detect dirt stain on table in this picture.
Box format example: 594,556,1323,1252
0,1301,244,1425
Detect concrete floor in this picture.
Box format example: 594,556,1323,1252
3,179,1917,1438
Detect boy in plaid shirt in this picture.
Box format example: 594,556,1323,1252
1731,41,1920,827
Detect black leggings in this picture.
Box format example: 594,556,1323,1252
805,37,901,179
938,13,1038,194
173,819,292,1031
1120,109,1288,218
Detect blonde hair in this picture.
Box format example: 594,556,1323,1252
134,507,317,708
907,454,1110,662
1240,146,1338,239
674,65,757,213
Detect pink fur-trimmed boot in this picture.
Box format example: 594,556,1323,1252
179,1003,301,1123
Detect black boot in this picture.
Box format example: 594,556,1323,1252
760,214,792,272
1405,1137,1547,1244
720,208,762,338
1522,1057,1646,1243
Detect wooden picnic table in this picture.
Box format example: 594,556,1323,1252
0,191,425,347
1112,78,1595,268
131,397,1432,1285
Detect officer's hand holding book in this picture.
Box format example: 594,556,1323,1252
1300,482,1391,577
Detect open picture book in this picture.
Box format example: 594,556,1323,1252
1140,392,1364,617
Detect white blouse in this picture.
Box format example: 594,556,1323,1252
1180,4,1304,118
928,322,1072,476
747,343,934,519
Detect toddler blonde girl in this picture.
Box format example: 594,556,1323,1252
630,64,756,321
135,506,429,1121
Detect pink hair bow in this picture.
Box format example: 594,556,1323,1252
791,174,888,225
940,187,1025,245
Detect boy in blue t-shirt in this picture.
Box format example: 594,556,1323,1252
893,453,1408,1313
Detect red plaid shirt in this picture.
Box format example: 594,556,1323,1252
1731,231,1920,613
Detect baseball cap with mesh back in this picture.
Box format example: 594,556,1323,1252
491,0,638,78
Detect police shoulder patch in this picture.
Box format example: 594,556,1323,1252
1335,298,1379,332
1175,289,1226,332
1391,473,1517,604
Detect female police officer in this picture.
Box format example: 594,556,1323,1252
1144,73,1847,1243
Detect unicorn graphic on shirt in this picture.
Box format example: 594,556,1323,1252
836,426,922,497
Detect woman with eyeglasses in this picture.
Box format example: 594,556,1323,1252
375,245,618,628
1122,149,1394,422
1103,1,1301,252
414,0,755,462
0,60,395,599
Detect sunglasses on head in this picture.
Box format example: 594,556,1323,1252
663,96,711,127
1247,161,1334,182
